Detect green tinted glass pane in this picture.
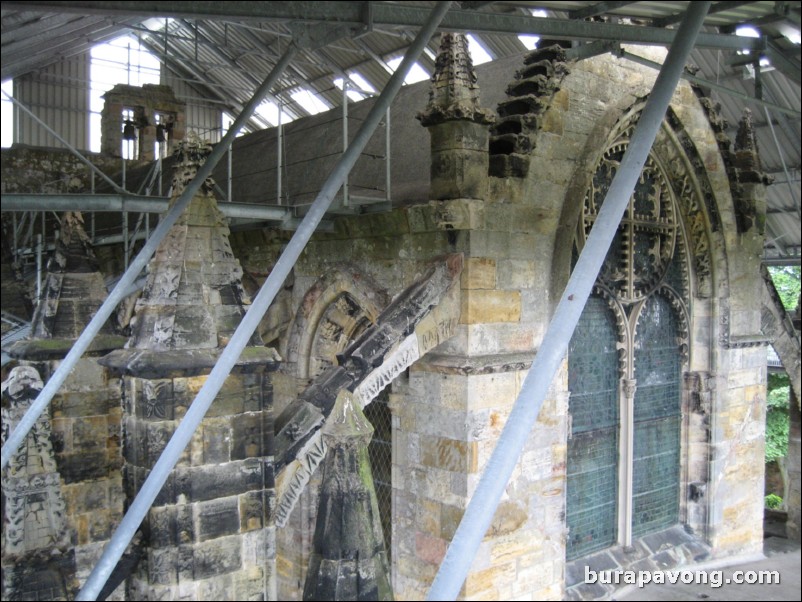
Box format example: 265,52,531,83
567,296,619,559
568,297,619,433
566,429,619,559
632,295,680,536
664,241,687,301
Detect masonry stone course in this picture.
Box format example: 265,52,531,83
0,27,786,602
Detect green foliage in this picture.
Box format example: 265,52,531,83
768,266,801,311
768,385,791,410
769,372,790,391
766,372,790,463
766,407,789,462
765,493,783,510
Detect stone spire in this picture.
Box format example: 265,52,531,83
126,132,261,350
99,131,280,602
302,389,393,601
417,33,495,200
27,211,120,342
417,33,495,128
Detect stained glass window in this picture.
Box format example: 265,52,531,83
568,128,689,559
567,296,619,559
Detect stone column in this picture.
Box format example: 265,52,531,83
100,134,281,600
417,33,495,200
302,390,393,601
683,371,714,539
1,366,79,601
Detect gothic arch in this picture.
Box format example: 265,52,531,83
277,266,390,599
283,266,389,381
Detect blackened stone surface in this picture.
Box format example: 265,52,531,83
302,391,393,601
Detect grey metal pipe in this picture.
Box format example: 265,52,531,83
764,106,799,218
1,44,298,474
386,108,392,202
75,5,451,600
35,233,42,306
617,49,801,119
0,90,127,195
1,194,293,222
277,105,283,205
425,3,711,600
343,81,349,207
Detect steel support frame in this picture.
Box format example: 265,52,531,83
1,43,299,473
73,3,453,599
8,1,763,52
0,193,293,221
1,91,127,193
426,2,712,599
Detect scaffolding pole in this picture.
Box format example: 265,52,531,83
1,90,127,194
75,4,452,599
1,44,299,474
426,2,711,600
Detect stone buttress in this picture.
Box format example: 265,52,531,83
100,135,280,600
6,211,127,599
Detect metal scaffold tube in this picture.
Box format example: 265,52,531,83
425,2,712,600
1,90,127,194
1,44,299,474
75,3,453,600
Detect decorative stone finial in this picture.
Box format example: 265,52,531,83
416,33,494,199
417,33,495,127
170,131,216,197
11,211,123,346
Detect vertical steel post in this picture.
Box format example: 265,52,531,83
277,104,283,205
75,5,452,599
1,90,125,194
426,3,711,599
123,211,129,270
227,142,233,202
2,44,299,473
385,108,392,202
35,233,42,307
343,80,349,207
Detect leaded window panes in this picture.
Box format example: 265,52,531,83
567,296,619,559
568,126,689,560
633,295,681,536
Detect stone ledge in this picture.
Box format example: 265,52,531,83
99,346,280,378
416,351,535,375
8,335,128,361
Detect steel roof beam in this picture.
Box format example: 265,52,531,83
0,193,296,222
652,0,758,27
569,1,640,20
4,1,767,52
